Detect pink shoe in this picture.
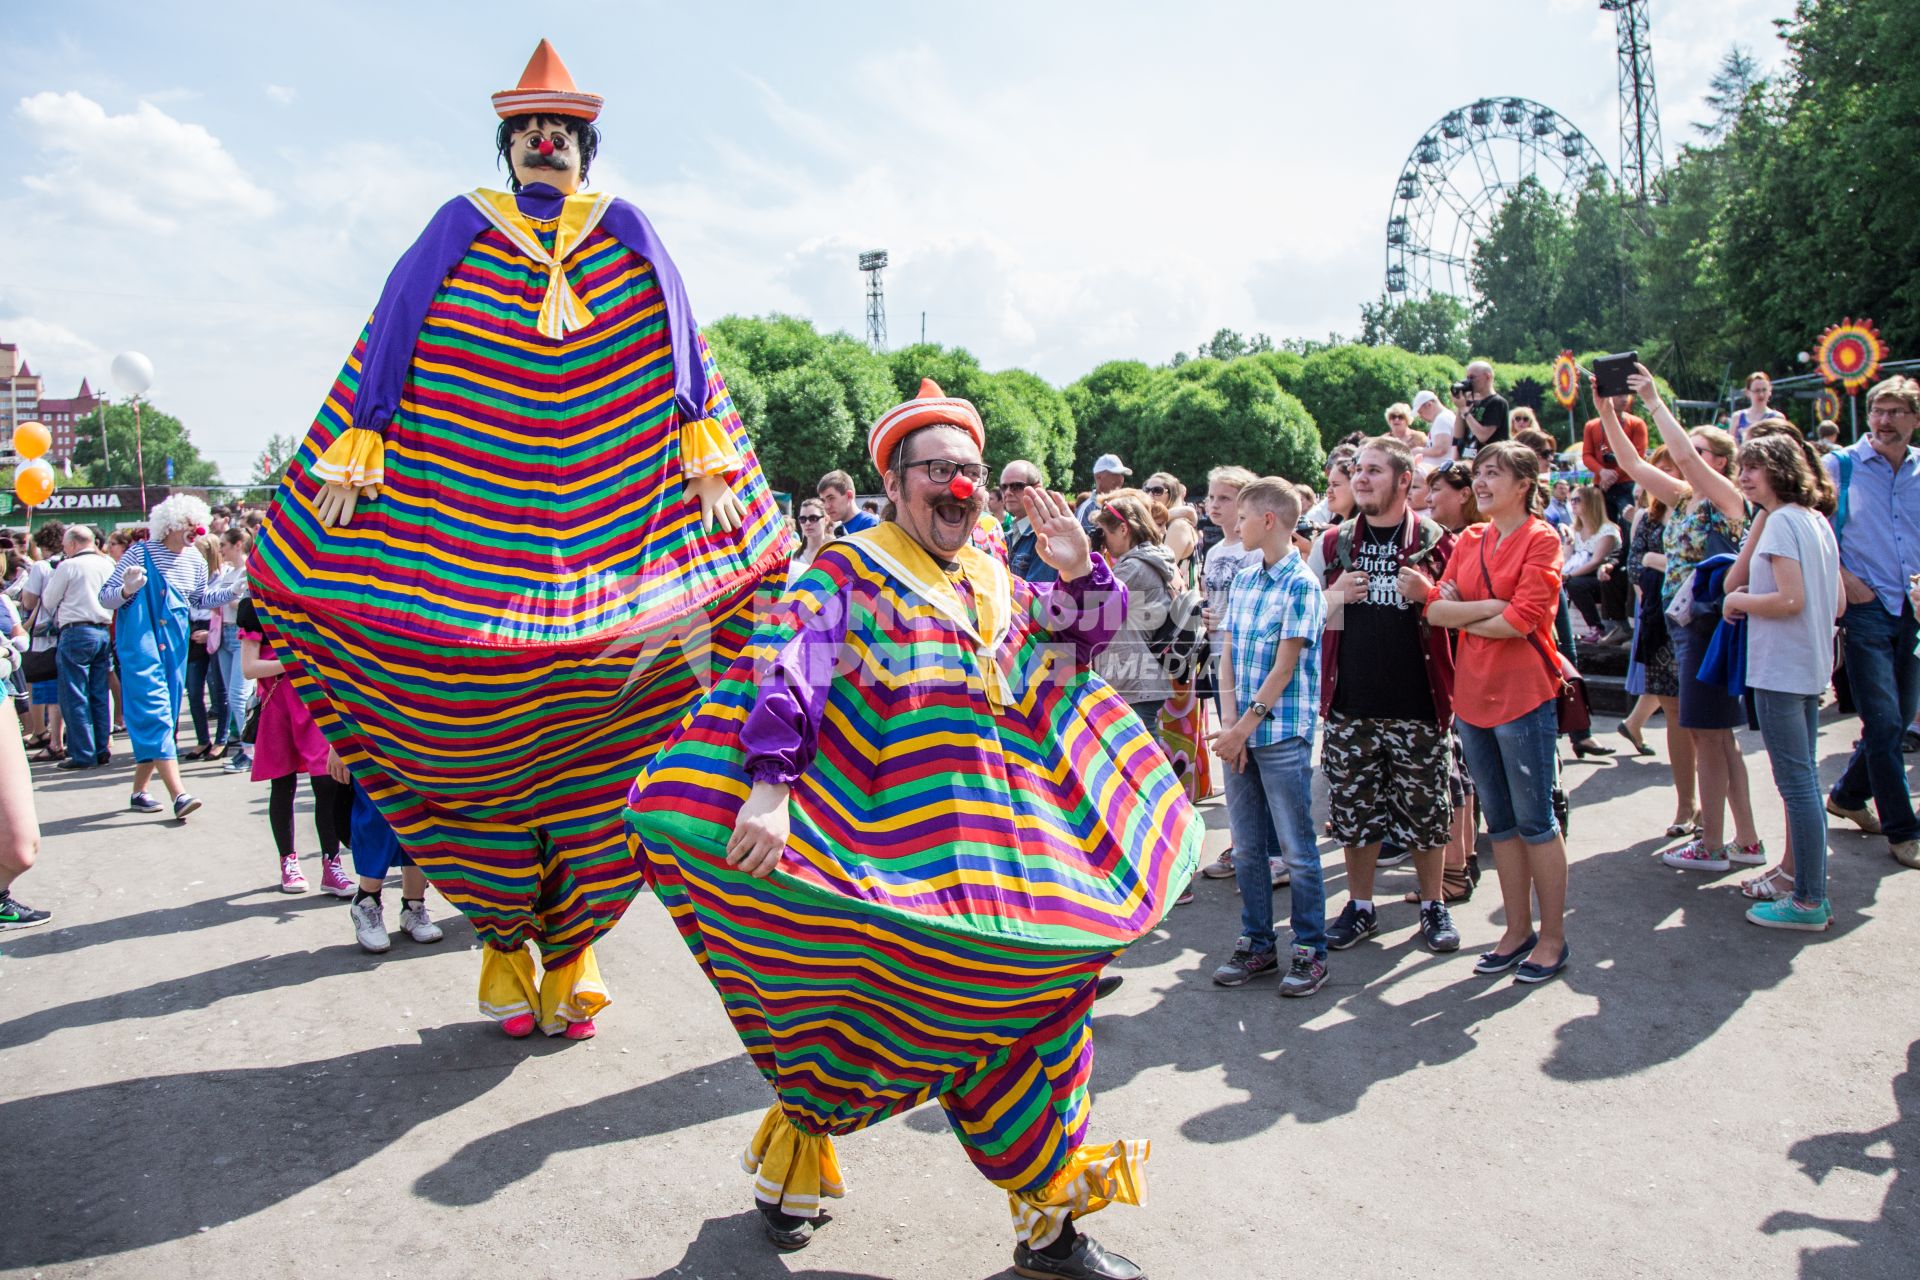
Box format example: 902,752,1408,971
500,1013,537,1038
1662,839,1731,872
318,855,354,898
563,1018,597,1041
279,853,309,894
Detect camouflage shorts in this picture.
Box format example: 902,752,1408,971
1322,712,1454,851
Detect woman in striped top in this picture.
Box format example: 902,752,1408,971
98,495,244,819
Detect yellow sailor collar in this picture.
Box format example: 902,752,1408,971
463,188,614,339
856,522,1016,707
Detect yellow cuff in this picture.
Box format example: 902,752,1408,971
536,946,610,1035
742,1104,845,1219
477,945,538,1024
680,416,742,478
311,427,386,489
1008,1139,1150,1247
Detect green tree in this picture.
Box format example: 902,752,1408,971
1468,178,1573,362
68,403,220,489
1291,345,1461,448
1358,293,1471,361
1697,44,1765,143
1063,359,1156,486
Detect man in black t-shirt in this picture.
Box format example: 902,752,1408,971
1451,360,1509,461
1309,437,1462,954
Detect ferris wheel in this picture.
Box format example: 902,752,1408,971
1384,98,1609,300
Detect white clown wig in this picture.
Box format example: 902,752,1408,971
148,493,212,540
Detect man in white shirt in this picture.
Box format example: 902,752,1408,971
1411,391,1455,466
37,526,117,770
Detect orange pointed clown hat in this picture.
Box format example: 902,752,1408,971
493,39,604,121
869,378,986,472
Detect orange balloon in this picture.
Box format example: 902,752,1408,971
11,421,50,461
14,460,55,507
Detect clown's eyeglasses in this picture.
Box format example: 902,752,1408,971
905,459,987,485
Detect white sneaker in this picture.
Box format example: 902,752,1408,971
398,899,444,944
350,895,391,953
1269,856,1291,887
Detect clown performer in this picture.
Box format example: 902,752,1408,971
249,41,790,1040
627,380,1200,1280
99,496,246,820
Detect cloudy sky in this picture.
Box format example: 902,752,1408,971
2,0,1786,483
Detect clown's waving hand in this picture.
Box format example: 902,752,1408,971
250,40,791,1040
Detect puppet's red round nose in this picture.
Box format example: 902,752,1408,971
537,140,556,157
948,475,976,501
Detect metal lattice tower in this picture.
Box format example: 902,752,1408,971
1602,0,1665,204
859,250,888,351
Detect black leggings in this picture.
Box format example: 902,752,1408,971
268,774,352,860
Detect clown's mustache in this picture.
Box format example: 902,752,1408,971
522,151,571,169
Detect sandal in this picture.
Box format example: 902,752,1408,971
1665,813,1702,839
1740,866,1793,901
30,747,64,762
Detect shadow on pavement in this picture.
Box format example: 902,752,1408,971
1761,1038,1917,1280
632,1211,911,1279
413,1054,768,1206
0,933,459,1051
0,883,358,961
0,1026,532,1269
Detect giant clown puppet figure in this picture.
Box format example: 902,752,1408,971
250,41,791,1039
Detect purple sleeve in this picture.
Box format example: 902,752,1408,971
1030,555,1125,664
739,595,849,786
351,198,488,436
597,198,710,425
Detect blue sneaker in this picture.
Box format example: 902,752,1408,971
1746,898,1832,932
1325,901,1378,950
129,791,163,814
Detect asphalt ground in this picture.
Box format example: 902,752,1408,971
0,708,1913,1279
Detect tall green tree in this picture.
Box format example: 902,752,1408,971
67,403,220,489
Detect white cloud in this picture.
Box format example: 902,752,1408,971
14,91,276,232
0,317,108,393
265,84,296,106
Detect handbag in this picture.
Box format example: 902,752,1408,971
1477,538,1589,736
21,643,58,685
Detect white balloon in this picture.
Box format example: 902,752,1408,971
111,351,154,397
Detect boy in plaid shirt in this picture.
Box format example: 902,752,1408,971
1208,478,1331,997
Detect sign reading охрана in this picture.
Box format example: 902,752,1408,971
30,487,146,514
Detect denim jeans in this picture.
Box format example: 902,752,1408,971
216,624,250,745
55,623,113,765
1754,689,1827,905
1222,734,1326,956
185,638,227,748
1831,602,1920,843
1456,699,1561,844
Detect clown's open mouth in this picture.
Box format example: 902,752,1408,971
932,500,972,536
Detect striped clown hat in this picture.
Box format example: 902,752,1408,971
869,378,986,473
492,39,604,121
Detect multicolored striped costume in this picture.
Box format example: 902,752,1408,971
251,184,788,1032
627,522,1199,1244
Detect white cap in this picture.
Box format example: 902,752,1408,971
1411,390,1439,411
1091,453,1132,476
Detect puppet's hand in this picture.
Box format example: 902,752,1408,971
689,473,746,534
315,482,377,529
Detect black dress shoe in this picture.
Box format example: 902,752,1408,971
1014,1233,1145,1279
1094,974,1124,1000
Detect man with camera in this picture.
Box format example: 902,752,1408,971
1449,361,1509,462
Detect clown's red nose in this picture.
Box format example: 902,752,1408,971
948,475,976,501
537,140,555,157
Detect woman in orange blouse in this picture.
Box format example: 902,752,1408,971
1423,442,1572,985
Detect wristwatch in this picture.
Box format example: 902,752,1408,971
1248,700,1271,720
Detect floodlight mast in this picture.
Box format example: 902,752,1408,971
1601,0,1666,205
859,250,889,352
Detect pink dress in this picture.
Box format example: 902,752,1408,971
245,629,330,782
